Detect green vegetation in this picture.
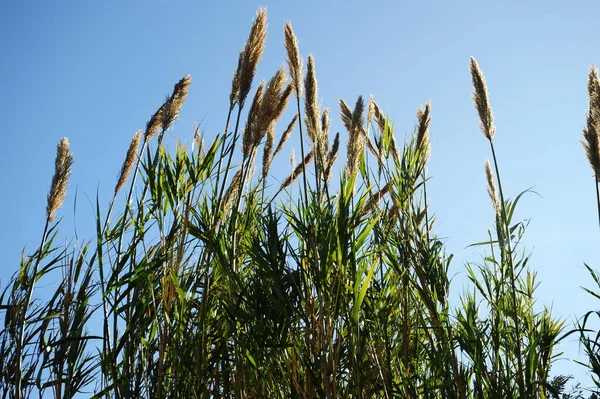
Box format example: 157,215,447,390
1,8,600,398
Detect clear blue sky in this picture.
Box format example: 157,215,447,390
1,0,599,389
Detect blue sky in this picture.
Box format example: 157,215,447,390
2,0,600,389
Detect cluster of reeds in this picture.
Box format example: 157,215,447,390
0,7,595,398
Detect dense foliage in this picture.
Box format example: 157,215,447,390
2,8,600,399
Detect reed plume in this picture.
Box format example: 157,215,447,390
194,126,205,156
242,81,265,158
274,114,299,156
279,150,314,191
343,96,365,177
340,99,353,133
415,101,431,162
321,108,330,137
262,124,276,180
582,66,600,180
304,55,321,144
284,21,303,99
290,148,296,170
367,95,376,124
325,132,340,183
470,57,495,141
145,75,192,140
362,180,393,216
161,75,192,131
234,8,267,108
115,130,142,195
484,159,499,212
46,137,73,223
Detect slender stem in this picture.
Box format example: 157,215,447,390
595,179,600,231
489,141,526,397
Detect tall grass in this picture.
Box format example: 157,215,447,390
0,7,596,398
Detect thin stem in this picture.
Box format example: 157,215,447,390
489,141,526,398
595,179,600,231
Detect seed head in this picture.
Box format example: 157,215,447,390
284,21,303,98
274,114,299,156
115,130,142,195
415,101,432,162
470,57,495,141
582,66,600,181
484,159,499,213
47,137,73,222
235,8,268,108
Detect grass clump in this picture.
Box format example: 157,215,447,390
1,7,599,399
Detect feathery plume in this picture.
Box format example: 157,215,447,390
290,148,296,170
160,75,192,131
284,21,303,98
484,159,499,212
275,84,293,121
470,57,495,141
236,8,268,108
279,150,314,191
230,52,244,107
145,75,192,140
415,101,432,162
47,137,73,222
321,108,330,136
325,132,340,183
262,123,276,180
242,81,265,158
193,125,205,155
274,114,299,156
340,99,353,133
362,180,393,216
582,66,600,180
344,96,365,177
115,130,142,195
304,55,321,144
368,95,376,124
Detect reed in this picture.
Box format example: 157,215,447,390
0,8,590,399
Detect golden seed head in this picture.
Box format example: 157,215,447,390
344,96,365,177
362,180,393,216
242,81,265,158
304,55,321,144
262,123,276,181
160,74,191,131
47,137,73,222
290,148,296,170
484,159,499,212
115,130,142,195
470,57,495,141
284,21,303,98
274,114,299,156
339,99,353,133
368,95,375,123
280,150,313,190
145,75,191,140
326,132,340,183
415,101,432,162
582,66,600,181
259,68,288,134
230,52,244,107
237,8,268,108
